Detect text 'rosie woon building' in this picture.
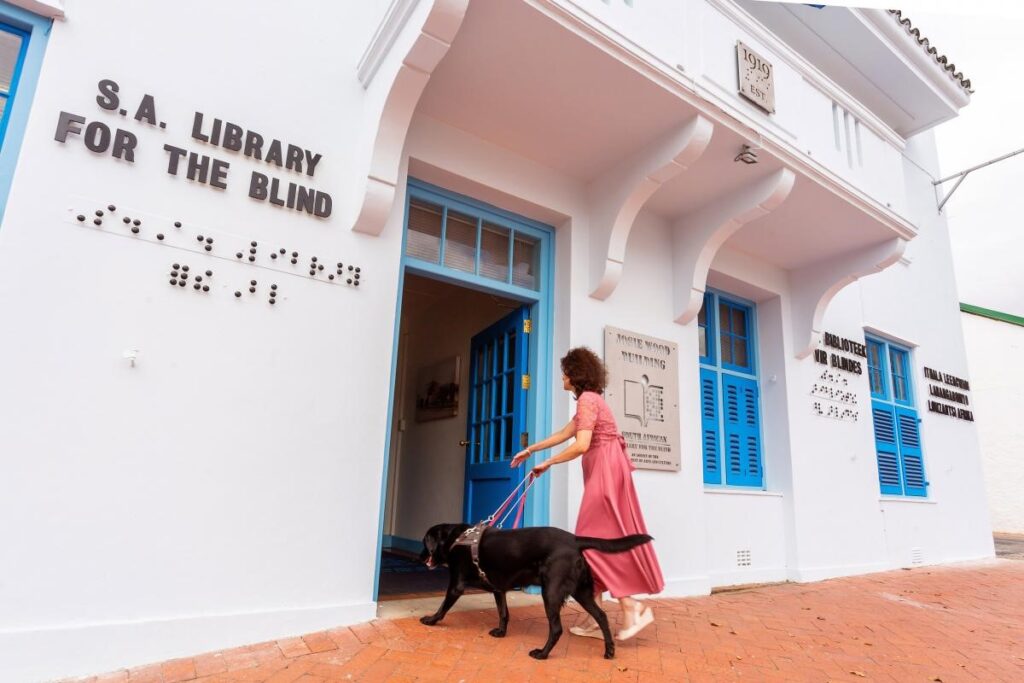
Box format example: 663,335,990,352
0,1,994,680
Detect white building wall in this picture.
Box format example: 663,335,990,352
960,312,1024,534
0,1,994,681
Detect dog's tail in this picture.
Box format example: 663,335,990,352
575,534,652,554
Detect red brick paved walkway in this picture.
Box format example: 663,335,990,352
66,560,1024,683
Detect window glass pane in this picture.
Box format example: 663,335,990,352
699,328,708,359
731,307,747,336
867,341,881,374
733,338,749,368
869,369,883,396
697,301,707,327
496,333,505,373
512,233,540,290
503,417,513,459
720,333,733,365
0,30,23,94
405,199,442,263
890,349,907,402
505,372,514,414
480,222,510,282
481,421,490,462
719,303,730,334
507,330,516,370
443,210,477,273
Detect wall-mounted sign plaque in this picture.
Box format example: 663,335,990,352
923,366,974,421
604,327,680,471
736,41,775,114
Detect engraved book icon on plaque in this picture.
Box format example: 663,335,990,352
623,374,664,428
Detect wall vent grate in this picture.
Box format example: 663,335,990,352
911,547,924,565
736,549,752,567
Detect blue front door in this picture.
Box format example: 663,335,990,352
464,305,530,524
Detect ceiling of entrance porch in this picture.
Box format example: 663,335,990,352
415,0,902,273
415,0,693,180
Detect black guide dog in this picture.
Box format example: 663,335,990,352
419,523,652,660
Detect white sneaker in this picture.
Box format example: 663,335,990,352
569,622,605,639
616,605,654,641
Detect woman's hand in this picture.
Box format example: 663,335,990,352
531,460,551,476
510,449,531,468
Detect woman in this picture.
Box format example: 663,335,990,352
510,347,664,641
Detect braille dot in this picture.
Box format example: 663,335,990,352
157,233,165,240
76,214,85,222
311,256,318,262
248,255,255,262
269,299,276,305
328,274,335,280
250,280,257,286
107,204,116,212
123,217,131,224
182,265,189,272
236,252,243,259
205,270,212,277
291,258,297,264
270,284,277,290
337,262,343,268
173,263,180,269
174,221,182,228
271,253,278,259
197,235,204,242
251,241,258,247
249,248,256,254
195,276,203,282
235,291,241,298
133,219,141,226
95,210,104,217
202,285,209,292
309,269,316,275
205,245,212,252
354,281,360,287
171,270,179,277
348,266,353,271
194,283,201,290
179,280,186,287
279,248,286,254
347,278,352,284
170,279,177,285
206,237,213,244
317,264,324,271
355,267,361,273
93,218,102,226
336,270,342,275
249,287,256,293
292,251,298,257
131,227,140,234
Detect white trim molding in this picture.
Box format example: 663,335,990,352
358,0,422,88
6,0,64,19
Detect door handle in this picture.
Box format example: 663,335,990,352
459,440,478,447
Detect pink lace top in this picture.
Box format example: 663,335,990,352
573,391,621,444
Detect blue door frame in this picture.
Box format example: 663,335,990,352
372,179,555,601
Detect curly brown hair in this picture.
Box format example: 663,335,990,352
560,347,608,397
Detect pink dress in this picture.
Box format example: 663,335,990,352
573,391,665,598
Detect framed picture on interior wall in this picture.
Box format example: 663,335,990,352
415,355,460,421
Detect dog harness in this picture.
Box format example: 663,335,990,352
451,522,492,587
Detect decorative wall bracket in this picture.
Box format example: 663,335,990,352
588,115,714,300
671,168,795,324
353,0,470,236
788,237,906,359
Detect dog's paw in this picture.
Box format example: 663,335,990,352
420,615,440,626
528,648,549,660
489,628,507,638
603,646,615,660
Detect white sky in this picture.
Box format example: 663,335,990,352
770,1,1024,316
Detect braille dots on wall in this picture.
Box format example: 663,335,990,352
168,262,211,293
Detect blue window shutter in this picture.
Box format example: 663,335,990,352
895,406,927,496
699,368,721,484
722,374,762,487
871,400,902,494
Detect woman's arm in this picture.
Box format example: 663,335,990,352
509,419,575,467
532,429,592,475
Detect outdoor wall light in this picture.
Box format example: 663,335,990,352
734,144,759,164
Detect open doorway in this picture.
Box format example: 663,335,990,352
377,273,529,600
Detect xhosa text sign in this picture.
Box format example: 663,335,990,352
604,327,681,471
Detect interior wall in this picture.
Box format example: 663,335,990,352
388,275,517,544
